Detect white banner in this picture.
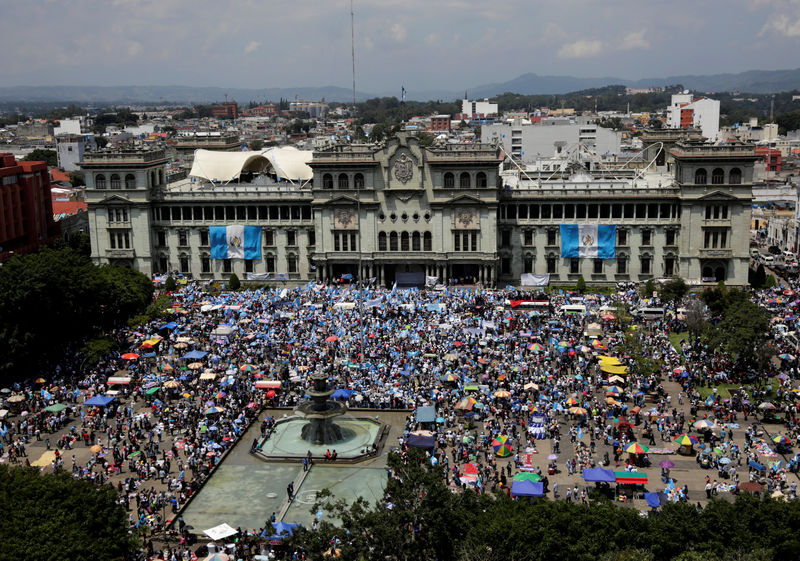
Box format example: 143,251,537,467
520,273,550,286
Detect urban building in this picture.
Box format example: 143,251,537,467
0,153,59,260
289,101,328,119
56,134,93,172
754,146,782,173
171,132,241,166
83,135,758,286
211,102,238,120
482,119,622,160
429,115,450,132
666,92,720,141
458,98,498,120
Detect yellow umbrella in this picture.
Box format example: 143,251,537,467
600,364,628,375
598,356,622,365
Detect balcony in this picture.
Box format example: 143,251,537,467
698,248,733,258
105,248,135,258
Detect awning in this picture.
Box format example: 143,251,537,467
601,364,628,375
200,372,217,380
83,395,116,407
255,380,281,389
107,376,132,385
583,467,616,483
615,471,648,485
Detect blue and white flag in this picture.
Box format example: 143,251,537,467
560,225,616,258
210,226,261,259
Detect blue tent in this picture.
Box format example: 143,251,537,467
262,521,299,541
160,322,178,331
83,395,116,407
582,468,616,483
331,389,352,401
416,405,436,424
406,434,436,450
511,480,544,497
644,491,668,508
183,350,208,360
748,459,766,472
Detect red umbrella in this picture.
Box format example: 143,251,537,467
266,390,277,398
325,336,339,343
121,353,139,360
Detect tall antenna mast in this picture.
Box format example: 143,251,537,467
350,0,357,118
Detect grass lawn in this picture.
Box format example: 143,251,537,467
668,331,689,351
696,384,740,399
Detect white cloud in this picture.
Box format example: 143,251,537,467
244,40,261,54
619,30,650,50
126,40,143,57
390,23,407,42
557,39,604,59
762,13,800,35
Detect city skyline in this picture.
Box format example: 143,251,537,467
3,0,800,94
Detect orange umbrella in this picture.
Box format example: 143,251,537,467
90,444,102,453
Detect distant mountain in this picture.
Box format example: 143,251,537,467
0,85,374,104
3,67,800,106
466,68,800,97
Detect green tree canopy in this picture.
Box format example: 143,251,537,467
22,149,58,167
0,465,137,560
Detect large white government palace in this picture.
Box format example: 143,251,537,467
82,131,758,287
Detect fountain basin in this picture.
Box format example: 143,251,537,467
255,415,383,461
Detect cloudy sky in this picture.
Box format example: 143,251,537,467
3,0,800,93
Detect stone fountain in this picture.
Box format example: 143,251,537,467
293,371,347,445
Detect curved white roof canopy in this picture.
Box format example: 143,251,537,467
189,147,313,184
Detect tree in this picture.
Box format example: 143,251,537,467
164,275,177,292
0,466,137,560
702,298,770,366
576,275,587,294
683,297,706,343
68,170,84,187
752,264,767,289
22,149,58,167
642,279,656,298
248,139,264,151
660,278,687,303
228,272,241,290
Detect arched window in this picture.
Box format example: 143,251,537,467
179,253,190,273
694,168,707,185
729,168,742,184
476,171,487,188
401,232,410,251
378,232,387,251
412,232,421,251
459,172,471,189
125,174,135,189
158,170,163,184
110,174,121,189
444,172,454,189
389,232,398,251
711,168,724,185
95,174,106,189
423,232,432,252
338,173,349,189
150,171,156,187
322,174,333,189
354,173,364,189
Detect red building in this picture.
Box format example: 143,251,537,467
754,146,781,172
211,101,239,119
0,153,59,260
429,115,450,132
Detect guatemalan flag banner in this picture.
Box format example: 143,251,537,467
210,226,262,259
560,225,616,258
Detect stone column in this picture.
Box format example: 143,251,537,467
380,264,385,287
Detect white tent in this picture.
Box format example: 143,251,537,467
263,146,313,181
203,522,238,541
189,147,313,184
189,150,271,183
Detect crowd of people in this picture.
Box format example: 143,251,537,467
1,277,800,560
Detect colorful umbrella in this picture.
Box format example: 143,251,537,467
758,402,776,410
491,435,513,457
565,397,579,406
455,397,477,410
773,435,792,445
528,343,544,352
693,419,716,429
239,364,257,372
163,380,180,389
673,434,699,446
779,354,794,360
35,378,46,384
569,406,588,415
443,373,460,382
188,362,204,370
204,406,225,415
494,390,511,398
90,444,103,453
625,442,649,454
